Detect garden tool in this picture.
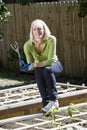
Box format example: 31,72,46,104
10,41,32,72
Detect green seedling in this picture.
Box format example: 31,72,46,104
67,103,80,117
45,108,60,122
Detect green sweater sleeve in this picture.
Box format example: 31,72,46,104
24,40,34,63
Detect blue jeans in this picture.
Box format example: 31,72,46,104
35,61,63,107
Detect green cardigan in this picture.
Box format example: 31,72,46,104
24,35,58,66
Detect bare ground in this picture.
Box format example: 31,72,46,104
0,68,87,89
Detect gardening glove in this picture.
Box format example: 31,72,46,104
20,63,32,72
20,63,37,72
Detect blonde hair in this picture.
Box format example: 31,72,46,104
30,19,51,41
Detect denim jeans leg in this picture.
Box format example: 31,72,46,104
43,67,58,101
52,61,63,74
35,68,49,107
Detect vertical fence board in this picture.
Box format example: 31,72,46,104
55,2,65,75
60,2,73,76
67,1,75,77
83,16,87,76
71,2,80,77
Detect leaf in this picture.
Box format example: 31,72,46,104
45,108,60,121
53,108,60,113
68,107,72,117
70,103,80,113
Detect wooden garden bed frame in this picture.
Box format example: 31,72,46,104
0,82,87,119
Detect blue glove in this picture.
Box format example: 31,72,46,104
20,63,32,72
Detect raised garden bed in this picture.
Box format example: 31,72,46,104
0,82,87,120
0,102,87,130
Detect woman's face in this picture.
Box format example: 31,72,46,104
32,24,44,39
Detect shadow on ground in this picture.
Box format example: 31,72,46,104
0,68,87,90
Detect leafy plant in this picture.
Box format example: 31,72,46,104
45,108,60,128
0,1,11,21
45,108,60,122
45,103,80,129
67,103,80,117
0,0,11,41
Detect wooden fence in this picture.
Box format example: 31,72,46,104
0,1,87,78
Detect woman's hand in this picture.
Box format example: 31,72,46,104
36,62,44,67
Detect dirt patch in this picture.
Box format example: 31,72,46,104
0,69,35,89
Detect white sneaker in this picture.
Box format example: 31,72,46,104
42,100,59,113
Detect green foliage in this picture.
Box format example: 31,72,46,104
78,0,87,17
45,103,80,129
0,1,11,41
0,1,11,21
45,108,60,122
45,108,60,128
67,103,80,117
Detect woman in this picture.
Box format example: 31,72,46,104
24,19,63,113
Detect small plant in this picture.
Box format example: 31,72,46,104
45,108,60,122
67,103,80,117
45,108,60,128
45,103,80,130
